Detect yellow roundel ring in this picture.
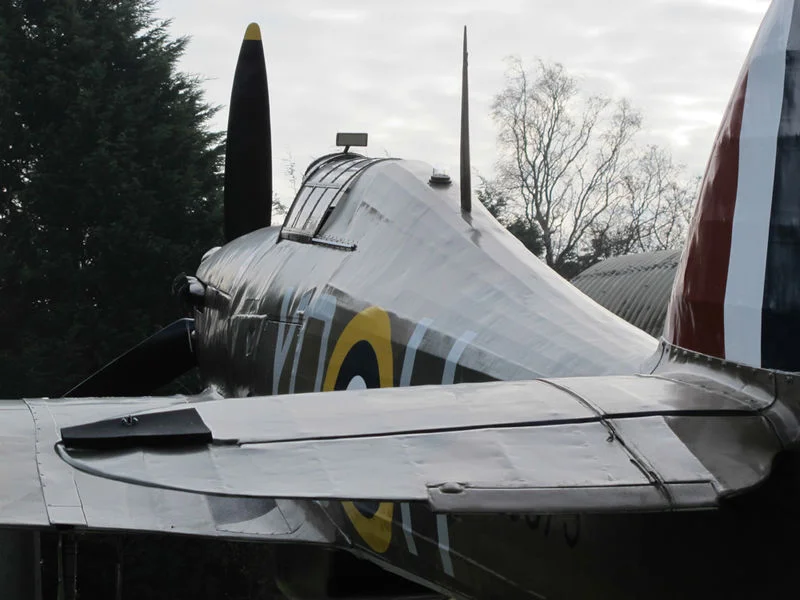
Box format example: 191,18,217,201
341,502,395,554
323,306,394,554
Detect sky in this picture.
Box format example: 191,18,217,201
154,0,769,202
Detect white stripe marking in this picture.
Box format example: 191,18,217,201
436,514,454,576
272,289,295,395
400,319,433,387
400,502,418,556
310,295,337,392
442,331,477,385
725,0,793,368
288,293,312,393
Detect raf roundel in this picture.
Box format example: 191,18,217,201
323,306,395,553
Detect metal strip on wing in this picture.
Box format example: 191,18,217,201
26,399,87,526
538,379,672,506
0,402,49,526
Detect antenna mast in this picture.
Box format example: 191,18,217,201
460,26,472,213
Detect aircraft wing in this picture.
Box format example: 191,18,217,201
0,391,336,543
11,372,785,523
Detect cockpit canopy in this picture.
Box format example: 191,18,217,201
281,153,388,243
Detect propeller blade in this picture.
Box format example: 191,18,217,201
223,22,273,242
63,318,197,397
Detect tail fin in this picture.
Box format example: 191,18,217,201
665,0,800,372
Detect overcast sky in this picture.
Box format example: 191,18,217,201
155,0,768,202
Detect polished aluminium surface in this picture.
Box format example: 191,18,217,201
5,2,800,598
3,348,800,598
195,158,657,400
0,140,796,597
0,392,335,544
57,374,779,511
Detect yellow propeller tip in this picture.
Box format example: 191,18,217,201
244,23,261,41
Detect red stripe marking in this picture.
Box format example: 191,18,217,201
665,71,748,357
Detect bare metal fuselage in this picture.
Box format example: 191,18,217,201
196,158,655,396
185,158,798,599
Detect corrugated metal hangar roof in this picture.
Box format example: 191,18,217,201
571,249,681,338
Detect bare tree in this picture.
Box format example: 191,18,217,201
282,151,300,194
270,153,299,223
492,57,641,271
272,191,287,221
491,57,694,273
596,146,697,256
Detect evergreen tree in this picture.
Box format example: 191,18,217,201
0,0,223,397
